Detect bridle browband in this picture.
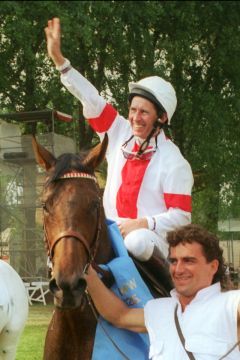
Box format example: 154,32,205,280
60,172,97,182
42,171,102,268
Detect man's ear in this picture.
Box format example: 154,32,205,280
211,259,219,276
158,112,168,124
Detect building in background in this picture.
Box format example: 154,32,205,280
0,110,75,279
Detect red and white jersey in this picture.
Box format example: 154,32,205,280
61,68,194,236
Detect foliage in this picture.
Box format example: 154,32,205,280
0,1,239,230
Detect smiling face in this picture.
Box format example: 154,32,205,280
169,242,219,309
128,96,160,139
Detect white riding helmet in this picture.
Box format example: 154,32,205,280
128,76,177,123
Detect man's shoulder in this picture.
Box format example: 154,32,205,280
145,296,176,309
144,297,176,323
157,139,192,172
157,134,184,158
220,289,240,297
220,288,240,299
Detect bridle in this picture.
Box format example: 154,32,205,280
42,171,102,270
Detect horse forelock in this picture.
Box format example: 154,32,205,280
46,152,94,185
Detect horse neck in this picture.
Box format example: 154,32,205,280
94,220,114,264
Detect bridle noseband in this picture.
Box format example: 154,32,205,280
42,171,102,270
47,230,92,260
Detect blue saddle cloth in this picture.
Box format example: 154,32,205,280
92,220,153,360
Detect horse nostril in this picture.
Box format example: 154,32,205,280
49,276,86,298
75,277,87,293
49,278,59,294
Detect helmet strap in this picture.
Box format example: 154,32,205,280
122,119,165,158
121,134,134,149
137,126,158,156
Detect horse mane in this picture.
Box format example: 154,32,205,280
46,151,93,185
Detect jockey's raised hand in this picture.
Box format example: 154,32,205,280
45,17,65,67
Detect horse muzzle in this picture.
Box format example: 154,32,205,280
49,276,87,309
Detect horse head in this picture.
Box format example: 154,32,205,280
32,135,111,309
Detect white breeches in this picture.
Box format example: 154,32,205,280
124,229,168,261
0,261,29,360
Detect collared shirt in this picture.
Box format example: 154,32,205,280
144,283,240,359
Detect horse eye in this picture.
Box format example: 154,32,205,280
88,200,100,214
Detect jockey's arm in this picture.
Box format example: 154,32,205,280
118,208,191,238
118,218,148,238
85,266,146,333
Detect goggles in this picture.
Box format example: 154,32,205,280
121,144,156,161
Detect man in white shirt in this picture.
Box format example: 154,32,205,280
45,18,193,292
85,224,240,359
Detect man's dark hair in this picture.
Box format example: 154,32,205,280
167,224,226,285
128,93,165,119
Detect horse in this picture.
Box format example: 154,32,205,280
0,260,28,360
32,134,170,360
32,134,115,360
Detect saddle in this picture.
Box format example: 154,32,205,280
95,220,173,298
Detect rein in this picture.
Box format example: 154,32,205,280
85,291,131,360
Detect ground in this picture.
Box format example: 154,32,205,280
16,304,53,360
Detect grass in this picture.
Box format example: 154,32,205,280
16,304,54,360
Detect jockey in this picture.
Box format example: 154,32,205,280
45,18,194,291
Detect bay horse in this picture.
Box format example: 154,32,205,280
32,135,115,360
0,260,28,359
32,134,170,360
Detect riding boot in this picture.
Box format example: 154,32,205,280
143,246,173,293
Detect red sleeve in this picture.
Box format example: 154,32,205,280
164,193,192,212
88,103,118,133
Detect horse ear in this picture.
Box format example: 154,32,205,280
83,133,108,170
32,136,56,170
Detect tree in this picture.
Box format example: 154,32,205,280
0,1,239,231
